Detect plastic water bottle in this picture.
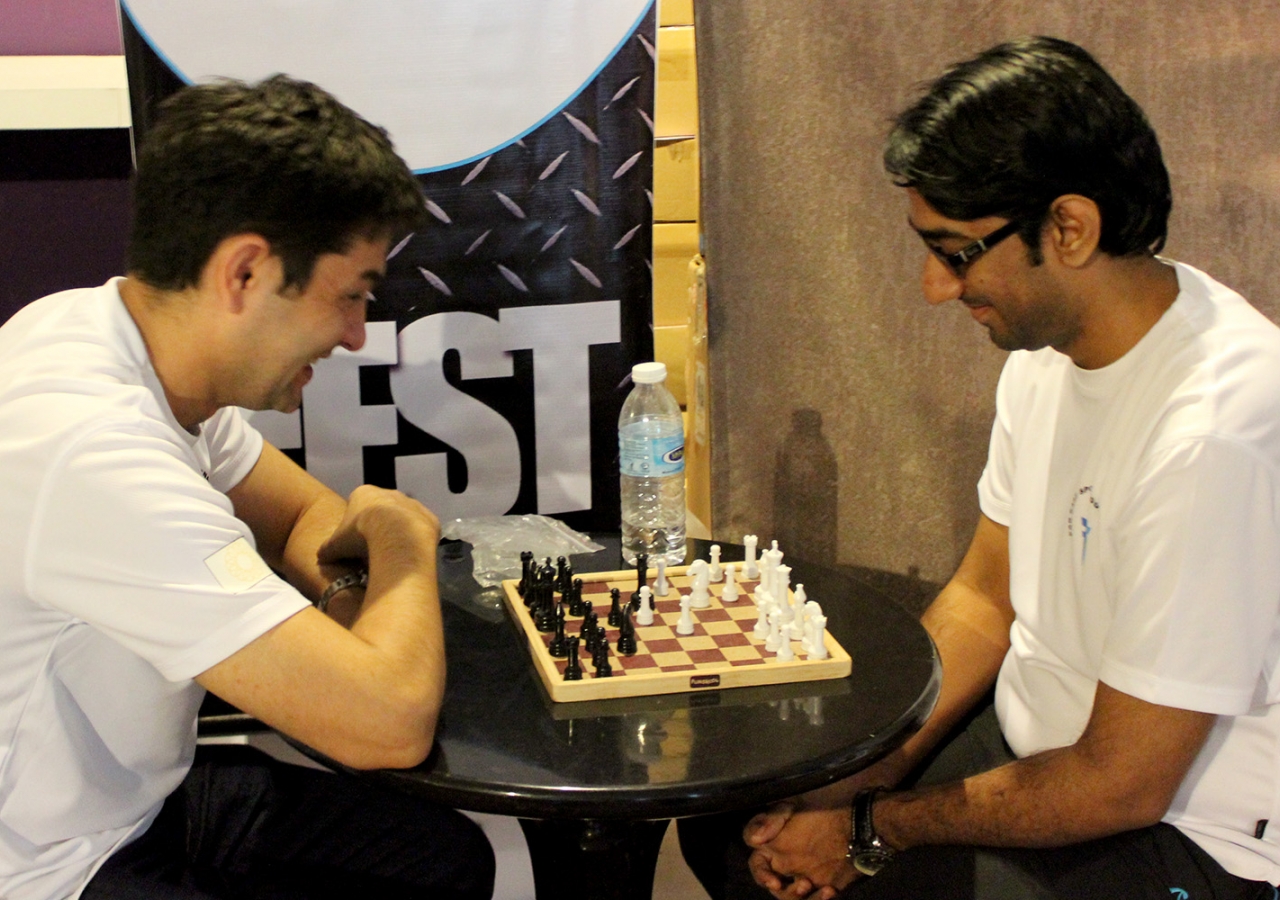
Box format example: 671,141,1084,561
619,362,686,565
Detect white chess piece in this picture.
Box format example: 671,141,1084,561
708,545,723,582
722,563,739,602
753,600,770,638
655,559,669,596
765,540,784,576
774,565,793,627
676,592,695,635
743,535,759,579
688,559,711,609
755,553,775,606
807,612,829,660
789,584,808,641
764,608,784,651
775,628,795,661
637,586,654,626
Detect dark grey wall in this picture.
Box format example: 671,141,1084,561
696,2,1280,582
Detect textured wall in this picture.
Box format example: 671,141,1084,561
697,1,1280,582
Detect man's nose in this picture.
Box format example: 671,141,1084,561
922,253,964,305
341,299,368,352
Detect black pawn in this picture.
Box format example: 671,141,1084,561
568,578,586,617
555,556,569,593
616,607,637,656
548,606,568,657
563,636,582,681
534,594,557,633
593,627,612,677
607,587,623,627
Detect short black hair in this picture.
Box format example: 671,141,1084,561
128,74,426,291
884,36,1171,258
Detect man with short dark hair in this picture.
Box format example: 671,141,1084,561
0,75,494,899
681,36,1280,900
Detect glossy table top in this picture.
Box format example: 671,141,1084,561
350,537,940,821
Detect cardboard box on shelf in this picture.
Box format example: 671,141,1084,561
656,26,697,138
658,0,694,27
654,323,689,406
653,137,699,222
653,222,699,326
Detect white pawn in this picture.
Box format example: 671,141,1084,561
753,599,771,639
688,559,711,609
722,563,739,602
655,558,669,596
676,592,695,635
764,608,784,652
637,585,654,626
775,629,795,662
708,545,724,582
743,534,760,580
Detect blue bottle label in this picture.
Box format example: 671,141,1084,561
619,430,685,477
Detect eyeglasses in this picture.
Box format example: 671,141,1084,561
933,220,1022,276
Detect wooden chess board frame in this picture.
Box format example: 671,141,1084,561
502,564,853,703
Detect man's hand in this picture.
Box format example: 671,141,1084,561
745,783,859,900
316,484,439,574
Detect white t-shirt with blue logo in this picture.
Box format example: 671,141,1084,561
979,260,1280,883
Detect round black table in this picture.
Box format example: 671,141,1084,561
307,537,939,899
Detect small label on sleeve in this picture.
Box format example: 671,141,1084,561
204,537,272,593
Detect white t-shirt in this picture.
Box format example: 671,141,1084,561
979,261,1280,882
0,280,311,900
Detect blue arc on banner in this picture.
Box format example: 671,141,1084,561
119,0,655,173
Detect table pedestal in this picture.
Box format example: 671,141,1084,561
518,818,670,900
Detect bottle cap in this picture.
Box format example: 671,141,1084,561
631,362,667,384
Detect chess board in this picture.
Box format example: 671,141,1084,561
502,565,853,703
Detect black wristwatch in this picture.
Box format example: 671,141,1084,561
848,788,896,876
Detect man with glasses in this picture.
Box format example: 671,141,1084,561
681,36,1280,900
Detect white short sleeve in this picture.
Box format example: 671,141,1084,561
26,422,309,682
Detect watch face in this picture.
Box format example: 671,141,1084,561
853,849,892,877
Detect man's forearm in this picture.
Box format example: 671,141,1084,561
873,684,1217,852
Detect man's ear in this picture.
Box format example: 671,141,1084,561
1045,195,1101,268
204,234,275,312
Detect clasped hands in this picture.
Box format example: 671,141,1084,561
744,781,863,900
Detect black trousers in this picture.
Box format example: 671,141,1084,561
678,699,1277,900
82,744,495,900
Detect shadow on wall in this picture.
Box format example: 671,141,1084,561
773,408,838,565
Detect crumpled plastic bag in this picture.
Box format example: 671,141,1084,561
442,515,604,588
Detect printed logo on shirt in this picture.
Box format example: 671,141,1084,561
204,537,272,593
1066,485,1100,565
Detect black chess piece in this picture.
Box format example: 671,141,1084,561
616,607,637,656
534,591,556,633
555,556,569,593
548,606,568,657
563,636,582,681
636,552,648,591
517,550,533,598
568,577,586,617
607,587,623,627
593,626,612,677
581,609,599,652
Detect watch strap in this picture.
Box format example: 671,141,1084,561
318,570,368,613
